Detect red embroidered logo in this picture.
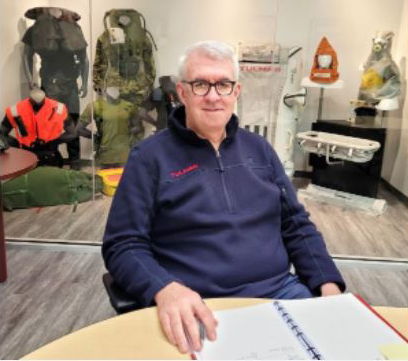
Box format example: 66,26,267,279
171,163,198,177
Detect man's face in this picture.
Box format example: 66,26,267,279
176,52,241,136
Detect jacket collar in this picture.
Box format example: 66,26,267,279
168,106,238,146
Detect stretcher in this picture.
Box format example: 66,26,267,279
296,131,381,164
296,130,386,215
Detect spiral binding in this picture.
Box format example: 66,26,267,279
273,301,324,360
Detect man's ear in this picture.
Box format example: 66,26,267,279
233,82,242,98
176,82,187,105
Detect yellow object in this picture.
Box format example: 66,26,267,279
361,68,384,89
97,168,124,196
379,343,408,360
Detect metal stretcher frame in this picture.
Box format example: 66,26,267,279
296,130,381,164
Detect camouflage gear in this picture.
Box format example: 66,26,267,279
93,9,156,105
80,98,143,166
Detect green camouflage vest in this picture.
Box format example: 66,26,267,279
93,9,157,105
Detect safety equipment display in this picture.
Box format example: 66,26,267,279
358,31,401,104
309,37,339,84
5,97,67,147
93,8,157,105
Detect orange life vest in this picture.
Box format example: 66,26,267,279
5,97,67,147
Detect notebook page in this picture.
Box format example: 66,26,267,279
198,302,309,360
280,293,405,360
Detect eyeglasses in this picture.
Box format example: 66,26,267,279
181,79,236,96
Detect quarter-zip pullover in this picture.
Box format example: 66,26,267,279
102,106,345,308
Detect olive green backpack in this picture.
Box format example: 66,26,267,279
2,167,102,211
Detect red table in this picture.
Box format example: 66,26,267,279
0,147,37,282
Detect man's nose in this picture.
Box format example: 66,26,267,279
204,85,221,101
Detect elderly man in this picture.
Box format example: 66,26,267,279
102,40,345,354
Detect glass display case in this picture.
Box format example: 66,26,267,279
1,0,407,261
0,0,278,243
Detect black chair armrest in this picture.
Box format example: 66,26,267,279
102,273,141,314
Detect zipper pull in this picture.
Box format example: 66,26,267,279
215,150,224,171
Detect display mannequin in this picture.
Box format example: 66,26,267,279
0,88,76,167
78,87,143,168
354,31,401,124
22,7,89,169
137,75,181,131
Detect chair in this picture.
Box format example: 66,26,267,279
102,273,141,314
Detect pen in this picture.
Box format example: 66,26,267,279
184,319,206,360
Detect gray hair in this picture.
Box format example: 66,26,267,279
178,40,239,80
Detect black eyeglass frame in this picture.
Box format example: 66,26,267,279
181,79,237,96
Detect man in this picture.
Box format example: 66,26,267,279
102,41,345,355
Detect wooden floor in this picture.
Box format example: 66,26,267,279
0,244,407,360
297,180,408,259
3,179,408,258
4,195,112,243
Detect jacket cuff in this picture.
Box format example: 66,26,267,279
142,276,183,306
308,274,346,296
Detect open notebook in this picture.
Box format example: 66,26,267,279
196,293,407,360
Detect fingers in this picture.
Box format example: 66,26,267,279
194,301,218,342
155,283,218,354
159,312,176,346
183,311,202,352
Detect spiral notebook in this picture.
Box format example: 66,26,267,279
196,293,407,360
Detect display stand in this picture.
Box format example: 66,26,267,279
301,77,344,120
297,77,386,215
297,120,387,215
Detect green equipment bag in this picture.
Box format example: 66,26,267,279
2,167,103,211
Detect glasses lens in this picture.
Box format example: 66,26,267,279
192,81,210,96
216,81,234,95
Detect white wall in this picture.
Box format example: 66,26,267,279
0,0,48,111
275,0,405,174
90,0,277,79
381,0,408,196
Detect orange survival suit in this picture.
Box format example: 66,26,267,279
2,97,69,167
5,97,67,147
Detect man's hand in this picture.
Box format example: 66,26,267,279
320,282,342,296
154,282,217,354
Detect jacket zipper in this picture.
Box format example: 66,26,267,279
215,149,233,213
280,185,291,215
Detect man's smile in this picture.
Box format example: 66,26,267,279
202,108,224,112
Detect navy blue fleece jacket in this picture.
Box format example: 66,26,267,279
102,106,345,308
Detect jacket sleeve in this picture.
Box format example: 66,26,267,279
102,148,181,307
267,142,346,294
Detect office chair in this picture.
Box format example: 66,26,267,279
102,273,141,314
